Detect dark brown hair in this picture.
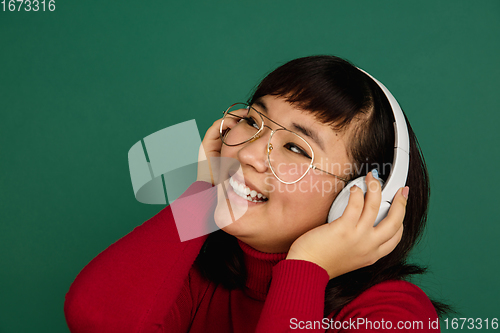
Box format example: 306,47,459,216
196,55,450,317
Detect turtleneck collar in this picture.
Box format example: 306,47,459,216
236,239,287,301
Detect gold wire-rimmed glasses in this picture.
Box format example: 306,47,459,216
219,103,350,185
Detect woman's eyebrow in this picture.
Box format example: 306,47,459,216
291,123,325,152
253,98,325,151
253,99,268,114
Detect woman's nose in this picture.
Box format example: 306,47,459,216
236,131,270,173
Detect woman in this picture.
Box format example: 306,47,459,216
65,56,443,332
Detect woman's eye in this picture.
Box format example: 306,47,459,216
284,143,311,159
243,117,260,130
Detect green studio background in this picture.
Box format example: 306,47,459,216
1,1,499,332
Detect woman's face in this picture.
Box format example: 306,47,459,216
214,95,353,253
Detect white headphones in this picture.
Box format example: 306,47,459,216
327,69,410,226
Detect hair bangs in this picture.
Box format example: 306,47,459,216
248,56,374,132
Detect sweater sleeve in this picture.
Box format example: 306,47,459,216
256,261,439,333
255,259,330,332
333,280,440,332
64,181,217,333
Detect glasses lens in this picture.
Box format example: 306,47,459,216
268,129,313,183
221,104,263,146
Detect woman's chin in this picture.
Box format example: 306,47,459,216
213,203,251,237
213,204,234,230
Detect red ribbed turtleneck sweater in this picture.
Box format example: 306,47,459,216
64,182,439,332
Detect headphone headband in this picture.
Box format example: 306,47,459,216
357,68,410,204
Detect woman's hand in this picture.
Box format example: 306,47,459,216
286,171,408,279
197,112,240,184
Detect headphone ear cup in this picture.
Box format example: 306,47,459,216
327,177,367,223
327,176,388,226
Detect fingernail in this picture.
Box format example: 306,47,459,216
402,186,409,199
371,169,379,180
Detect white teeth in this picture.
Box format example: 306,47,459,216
229,176,267,202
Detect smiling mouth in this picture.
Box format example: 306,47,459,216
229,176,268,203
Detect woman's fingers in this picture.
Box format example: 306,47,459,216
339,185,364,224
377,223,404,257
204,118,223,144
198,115,235,183
202,117,233,156
203,108,248,154
205,112,242,146
374,187,408,243
358,170,382,227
